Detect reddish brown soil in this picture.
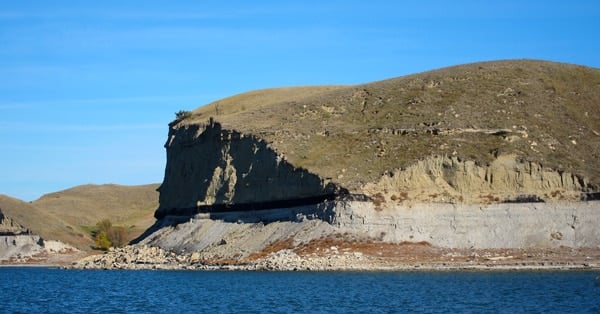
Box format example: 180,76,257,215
246,234,600,268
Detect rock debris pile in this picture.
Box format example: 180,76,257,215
70,244,369,271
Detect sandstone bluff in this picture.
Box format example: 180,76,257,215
74,60,600,270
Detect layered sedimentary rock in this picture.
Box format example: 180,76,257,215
156,117,595,220
141,116,600,257
146,60,600,258
155,119,337,219
0,209,43,261
335,201,600,249
363,154,595,203
131,200,600,267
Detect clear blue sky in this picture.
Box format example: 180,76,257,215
1,1,599,201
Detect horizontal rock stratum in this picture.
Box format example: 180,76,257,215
0,208,78,263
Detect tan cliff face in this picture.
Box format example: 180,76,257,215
155,119,337,219
363,154,595,204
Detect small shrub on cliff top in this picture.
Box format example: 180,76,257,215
175,110,192,121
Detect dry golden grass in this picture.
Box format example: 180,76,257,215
192,86,348,121
34,184,158,227
0,184,159,250
0,194,93,249
177,60,600,191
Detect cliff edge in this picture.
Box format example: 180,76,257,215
155,118,338,220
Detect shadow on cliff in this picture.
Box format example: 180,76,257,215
132,119,346,244
154,120,340,220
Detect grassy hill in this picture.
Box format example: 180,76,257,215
0,194,92,248
0,184,159,250
182,60,600,192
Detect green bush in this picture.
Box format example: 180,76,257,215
94,231,111,250
91,219,129,250
175,110,192,120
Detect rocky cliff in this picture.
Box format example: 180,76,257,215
155,118,338,219
138,60,600,265
364,154,595,204
335,201,600,249
0,209,43,261
140,121,600,265
0,209,79,263
0,209,30,236
154,117,597,220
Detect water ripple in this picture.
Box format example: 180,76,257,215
0,268,599,313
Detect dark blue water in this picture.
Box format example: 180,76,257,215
1,268,599,313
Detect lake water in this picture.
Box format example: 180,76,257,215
1,268,599,313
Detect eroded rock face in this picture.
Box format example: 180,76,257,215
0,209,44,261
0,209,30,235
335,201,600,249
155,119,337,219
363,154,595,203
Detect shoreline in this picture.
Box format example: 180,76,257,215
57,263,600,272
59,244,600,272
4,248,600,272
4,262,599,272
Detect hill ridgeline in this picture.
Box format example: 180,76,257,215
158,59,599,218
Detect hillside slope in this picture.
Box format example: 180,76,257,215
34,184,159,237
0,184,159,250
0,194,90,248
162,60,599,210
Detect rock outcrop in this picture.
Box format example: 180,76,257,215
144,119,599,266
106,60,600,272
0,209,78,262
155,118,338,219
335,201,600,249
0,209,43,261
0,235,44,262
0,209,30,236
363,154,595,203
